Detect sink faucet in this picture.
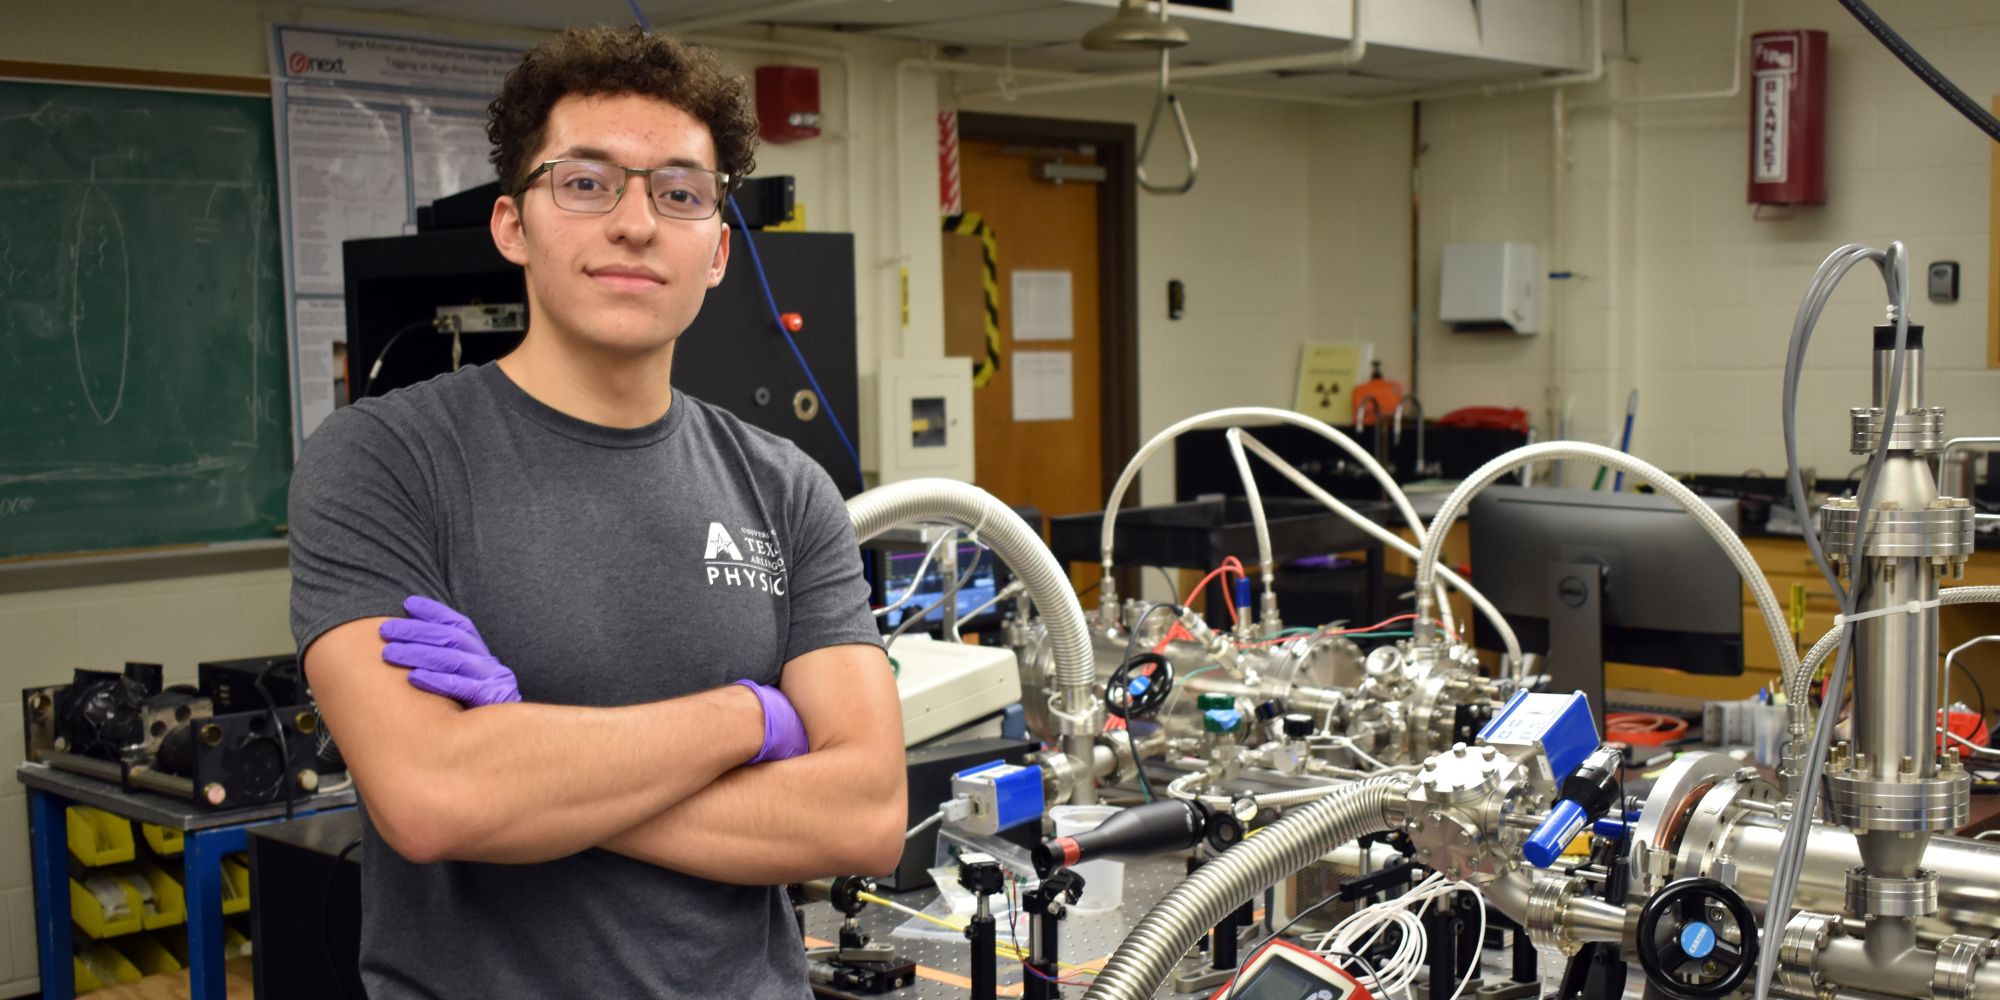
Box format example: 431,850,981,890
1392,397,1430,478
1354,397,1389,473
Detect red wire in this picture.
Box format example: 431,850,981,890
1149,560,1247,653
1185,564,1243,623
1228,612,1461,647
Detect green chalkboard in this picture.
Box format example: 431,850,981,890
0,80,291,560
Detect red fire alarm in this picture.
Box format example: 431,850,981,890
1748,30,1827,206
755,65,821,143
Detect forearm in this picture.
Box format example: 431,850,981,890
371,685,762,864
602,740,906,884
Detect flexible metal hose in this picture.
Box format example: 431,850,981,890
1234,430,1523,672
1792,585,2000,706
1410,442,1801,708
1095,407,1452,632
845,479,1100,799
1082,775,1408,1000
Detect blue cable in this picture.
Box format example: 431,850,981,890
626,0,651,30
727,197,865,485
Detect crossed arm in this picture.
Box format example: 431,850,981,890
304,620,906,879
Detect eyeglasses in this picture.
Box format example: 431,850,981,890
513,158,733,221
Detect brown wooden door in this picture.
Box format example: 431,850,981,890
952,140,1104,535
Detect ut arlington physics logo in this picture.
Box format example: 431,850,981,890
288,51,346,75
703,522,788,595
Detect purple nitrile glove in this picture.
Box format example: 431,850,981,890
378,595,523,707
734,679,809,764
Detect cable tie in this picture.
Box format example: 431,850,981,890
1833,598,1941,628
1045,692,1100,729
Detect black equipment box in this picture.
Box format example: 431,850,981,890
343,211,862,496
1048,496,1385,570
250,809,364,1000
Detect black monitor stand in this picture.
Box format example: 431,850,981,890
1547,561,1606,728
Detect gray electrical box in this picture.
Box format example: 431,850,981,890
1929,261,1959,304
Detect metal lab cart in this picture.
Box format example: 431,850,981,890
19,762,356,999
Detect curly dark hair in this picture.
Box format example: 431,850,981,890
487,26,758,196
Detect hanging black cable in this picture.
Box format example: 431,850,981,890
1838,0,2000,142
359,318,442,400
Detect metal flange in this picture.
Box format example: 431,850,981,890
1776,911,1837,1000
1932,933,1998,1000
1525,875,1587,957
1824,769,1971,833
1818,498,1975,563
1842,866,1939,919
1851,405,1947,453
1630,753,1743,889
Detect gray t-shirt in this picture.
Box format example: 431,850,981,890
287,362,881,999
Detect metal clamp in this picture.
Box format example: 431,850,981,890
1932,934,1998,1000
1842,867,1939,919
1850,405,1947,453
1776,911,1837,1000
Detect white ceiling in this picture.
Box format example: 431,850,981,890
293,0,1581,100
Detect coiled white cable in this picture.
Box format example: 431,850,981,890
1313,871,1487,1000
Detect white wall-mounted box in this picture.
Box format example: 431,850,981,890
1439,242,1541,334
863,357,976,484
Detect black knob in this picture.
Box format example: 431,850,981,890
1105,653,1174,720
1635,878,1758,1000
1032,800,1207,878
1205,811,1245,853
1282,713,1315,739
1255,699,1286,721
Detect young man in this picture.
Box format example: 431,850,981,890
288,27,906,998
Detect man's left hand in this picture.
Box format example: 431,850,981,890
379,595,524,707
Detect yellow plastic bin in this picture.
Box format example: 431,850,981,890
220,853,252,916
70,872,144,939
134,862,187,930
66,807,135,867
72,956,103,993
140,822,184,857
115,933,183,976
77,939,143,985
223,919,253,959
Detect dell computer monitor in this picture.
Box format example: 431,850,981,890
1470,486,1742,714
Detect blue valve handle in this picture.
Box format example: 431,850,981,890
1524,799,1590,868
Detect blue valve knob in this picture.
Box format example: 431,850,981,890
1203,708,1244,734
1524,799,1590,868
1680,921,1717,959
1234,577,1252,614
1127,675,1152,698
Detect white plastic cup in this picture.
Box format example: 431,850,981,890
1049,804,1126,914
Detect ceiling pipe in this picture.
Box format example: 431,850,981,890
1569,0,1744,109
